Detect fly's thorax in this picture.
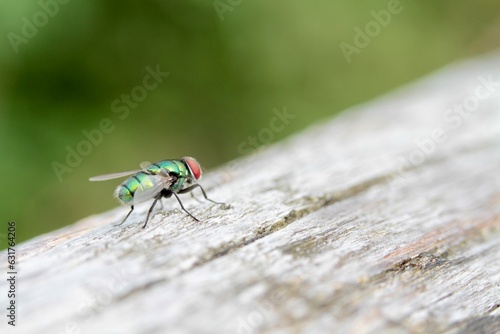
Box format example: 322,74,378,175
146,160,184,176
148,159,190,192
114,172,156,204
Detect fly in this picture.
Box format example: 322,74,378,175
89,157,224,228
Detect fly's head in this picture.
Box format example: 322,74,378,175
182,156,202,185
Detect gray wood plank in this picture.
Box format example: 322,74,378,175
2,51,500,334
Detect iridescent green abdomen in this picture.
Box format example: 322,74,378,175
115,172,155,204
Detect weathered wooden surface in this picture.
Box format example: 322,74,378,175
2,51,500,334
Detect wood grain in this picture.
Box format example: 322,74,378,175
2,51,500,334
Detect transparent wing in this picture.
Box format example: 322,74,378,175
89,170,142,181
140,161,152,170
90,161,153,181
132,174,174,204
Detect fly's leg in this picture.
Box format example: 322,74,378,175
190,192,203,203
143,193,162,228
172,192,200,222
179,184,225,205
116,205,134,226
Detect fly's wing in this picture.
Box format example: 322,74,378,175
90,161,153,181
140,161,152,170
89,170,142,181
132,174,174,204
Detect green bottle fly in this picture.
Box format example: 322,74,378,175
90,157,223,228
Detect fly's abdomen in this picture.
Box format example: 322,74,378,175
115,172,155,204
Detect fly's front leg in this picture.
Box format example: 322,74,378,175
179,184,225,205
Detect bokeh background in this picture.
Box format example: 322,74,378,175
1,0,499,243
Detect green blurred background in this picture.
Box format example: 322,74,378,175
1,0,499,243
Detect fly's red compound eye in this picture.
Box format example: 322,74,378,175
183,157,202,180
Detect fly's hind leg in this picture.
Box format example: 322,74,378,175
116,205,134,226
